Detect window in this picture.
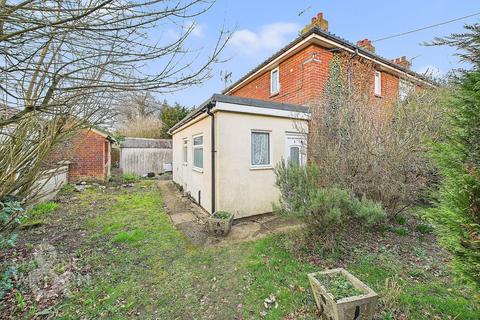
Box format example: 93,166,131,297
374,71,382,96
289,146,300,166
193,135,203,170
251,131,270,166
399,79,414,101
182,139,188,163
270,67,279,95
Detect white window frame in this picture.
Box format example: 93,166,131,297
251,130,272,170
374,70,382,97
182,138,188,165
399,79,414,101
270,67,280,95
192,134,203,172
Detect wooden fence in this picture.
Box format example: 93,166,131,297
119,137,172,176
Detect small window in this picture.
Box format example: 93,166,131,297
251,131,270,166
399,79,414,101
193,135,203,169
289,146,300,166
182,139,188,163
270,67,279,95
374,71,382,96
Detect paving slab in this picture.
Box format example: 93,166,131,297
157,180,305,247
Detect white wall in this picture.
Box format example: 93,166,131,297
172,115,212,212
216,111,307,218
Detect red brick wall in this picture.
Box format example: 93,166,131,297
47,130,108,183
229,43,407,107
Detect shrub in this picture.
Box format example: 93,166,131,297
308,53,447,217
274,161,386,233
122,173,140,183
427,72,480,288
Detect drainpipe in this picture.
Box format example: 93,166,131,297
206,101,216,214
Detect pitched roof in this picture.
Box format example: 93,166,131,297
168,94,308,134
223,27,434,94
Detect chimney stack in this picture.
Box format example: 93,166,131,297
356,39,375,53
392,56,411,69
301,12,328,34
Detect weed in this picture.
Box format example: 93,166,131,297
122,173,140,183
315,272,363,300
415,223,434,234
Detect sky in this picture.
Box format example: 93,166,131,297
154,0,480,108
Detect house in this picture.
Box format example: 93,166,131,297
170,12,433,218
48,128,115,183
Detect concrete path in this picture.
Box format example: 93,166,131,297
157,180,305,247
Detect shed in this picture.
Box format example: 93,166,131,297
119,137,172,176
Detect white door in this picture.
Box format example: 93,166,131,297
285,133,307,165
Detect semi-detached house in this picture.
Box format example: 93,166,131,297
169,12,434,219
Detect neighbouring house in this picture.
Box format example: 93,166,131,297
170,12,434,218
48,128,115,183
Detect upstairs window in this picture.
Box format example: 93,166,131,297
193,135,203,170
270,67,279,95
251,131,270,166
399,79,415,101
374,71,382,96
182,139,188,163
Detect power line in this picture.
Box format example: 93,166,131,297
372,11,480,43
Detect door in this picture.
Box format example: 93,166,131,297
285,133,307,165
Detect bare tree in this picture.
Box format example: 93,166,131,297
0,0,230,238
0,0,230,128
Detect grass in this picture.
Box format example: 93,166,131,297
20,202,59,227
6,180,478,319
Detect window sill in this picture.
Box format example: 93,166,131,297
250,165,273,171
374,94,383,98
192,167,203,173
270,92,279,98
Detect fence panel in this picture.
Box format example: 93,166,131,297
119,138,172,176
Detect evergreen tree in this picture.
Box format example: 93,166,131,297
428,22,480,288
159,101,190,139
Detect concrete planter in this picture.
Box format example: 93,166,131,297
308,268,378,320
206,211,234,236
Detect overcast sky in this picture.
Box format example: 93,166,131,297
153,0,480,108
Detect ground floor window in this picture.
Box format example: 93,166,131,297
183,139,188,164
251,131,270,166
193,135,203,169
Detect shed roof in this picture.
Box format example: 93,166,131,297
120,137,172,149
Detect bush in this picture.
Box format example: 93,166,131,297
308,53,447,217
122,173,140,183
427,71,480,288
275,161,386,233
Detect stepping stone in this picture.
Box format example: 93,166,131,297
170,211,196,225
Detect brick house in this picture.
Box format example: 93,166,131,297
170,12,434,218
223,12,433,106
48,128,115,183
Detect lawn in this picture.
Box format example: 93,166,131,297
1,180,478,319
